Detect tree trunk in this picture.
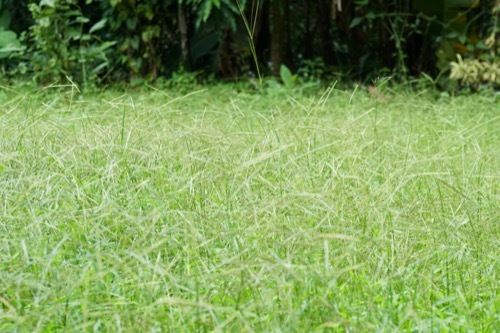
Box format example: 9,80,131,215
270,0,291,76
304,1,313,59
253,1,269,72
317,0,335,66
178,1,191,70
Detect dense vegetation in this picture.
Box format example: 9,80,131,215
0,0,498,88
0,84,498,331
0,0,500,333
0,1,498,331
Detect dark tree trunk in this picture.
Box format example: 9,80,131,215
253,1,270,72
335,0,369,72
217,29,239,78
178,1,191,70
317,0,335,65
270,0,292,76
304,1,313,59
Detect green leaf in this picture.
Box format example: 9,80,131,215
90,61,109,75
0,30,22,59
365,12,376,20
350,17,363,28
89,19,107,34
126,17,137,30
130,36,140,50
475,41,488,50
280,64,296,88
0,10,11,29
200,0,213,23
40,0,56,7
222,0,239,13
0,30,20,47
222,11,236,31
0,45,23,59
99,41,117,50
75,16,90,24
355,0,369,5
39,17,51,28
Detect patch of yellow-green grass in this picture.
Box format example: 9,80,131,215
0,85,498,332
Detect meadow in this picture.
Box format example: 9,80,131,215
0,84,498,332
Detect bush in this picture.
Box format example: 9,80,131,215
26,0,114,87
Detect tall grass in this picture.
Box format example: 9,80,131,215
0,85,498,332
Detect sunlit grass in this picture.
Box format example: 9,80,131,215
0,84,498,332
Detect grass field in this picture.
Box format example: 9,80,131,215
0,84,498,332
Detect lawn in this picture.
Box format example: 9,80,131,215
0,84,498,332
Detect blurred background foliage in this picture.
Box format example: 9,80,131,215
0,0,498,89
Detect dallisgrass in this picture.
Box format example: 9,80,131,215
0,84,498,332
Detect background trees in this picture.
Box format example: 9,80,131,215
0,0,498,87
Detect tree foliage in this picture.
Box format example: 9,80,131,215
0,0,497,88
25,0,114,85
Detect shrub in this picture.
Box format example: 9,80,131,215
26,0,114,87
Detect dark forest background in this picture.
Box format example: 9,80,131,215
0,0,498,88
